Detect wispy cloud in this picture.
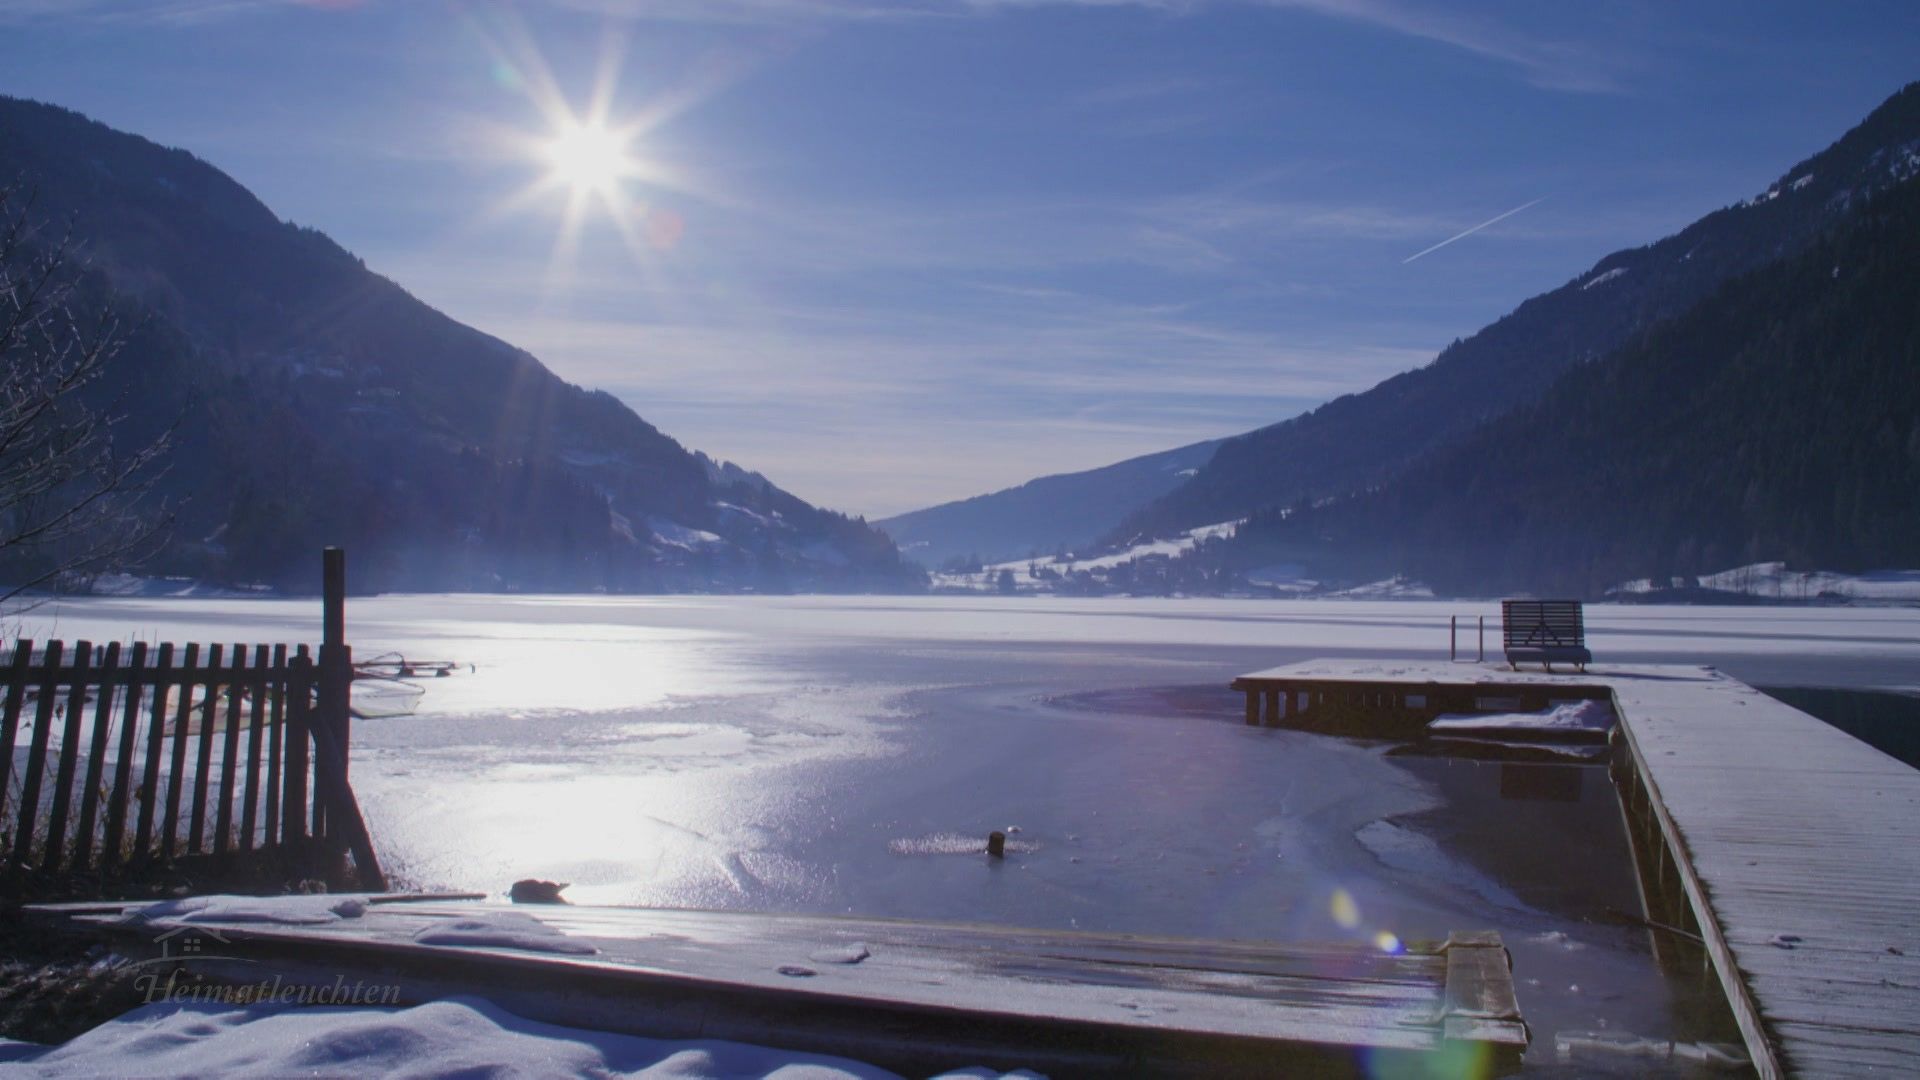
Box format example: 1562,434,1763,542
556,0,1621,93
1261,1,1619,93
15,0,1623,93
0,0,337,25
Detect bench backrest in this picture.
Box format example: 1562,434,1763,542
1501,599,1586,649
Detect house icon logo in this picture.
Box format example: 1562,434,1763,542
151,924,233,961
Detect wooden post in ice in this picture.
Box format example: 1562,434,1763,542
312,547,386,890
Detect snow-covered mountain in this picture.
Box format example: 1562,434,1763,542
877,438,1222,568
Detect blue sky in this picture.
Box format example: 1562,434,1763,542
1,1,1915,517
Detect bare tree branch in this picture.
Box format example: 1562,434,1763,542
0,183,173,606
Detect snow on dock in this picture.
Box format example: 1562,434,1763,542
1231,659,1920,1079
29,898,1527,1076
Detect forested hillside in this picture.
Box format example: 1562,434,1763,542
1226,176,1920,596
1117,82,1920,545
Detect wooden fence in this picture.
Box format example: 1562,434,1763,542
0,549,384,892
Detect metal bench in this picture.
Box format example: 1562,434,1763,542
1501,599,1592,672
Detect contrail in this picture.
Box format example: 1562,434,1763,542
1402,196,1547,264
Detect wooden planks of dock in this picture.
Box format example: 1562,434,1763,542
31,899,1527,1077
1231,659,1920,1079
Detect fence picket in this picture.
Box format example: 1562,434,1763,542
161,643,199,861
11,640,62,869
284,648,311,847
240,644,269,852
72,642,123,872
188,643,224,854
43,641,94,873
214,644,246,857
102,642,150,872
265,644,286,847
134,643,174,862
0,642,32,833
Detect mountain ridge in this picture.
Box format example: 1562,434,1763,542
1112,81,1920,543
0,95,922,594
1221,171,1920,597
876,437,1224,568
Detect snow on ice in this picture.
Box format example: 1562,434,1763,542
411,912,598,955
126,895,369,927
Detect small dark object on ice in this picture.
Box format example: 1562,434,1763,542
509,879,570,904
986,831,1006,858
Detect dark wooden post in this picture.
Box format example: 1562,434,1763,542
321,546,348,793
317,548,347,861
313,548,386,890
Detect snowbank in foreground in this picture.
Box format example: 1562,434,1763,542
1429,700,1616,735
0,997,1033,1079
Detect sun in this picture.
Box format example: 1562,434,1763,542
468,13,724,285
544,119,634,196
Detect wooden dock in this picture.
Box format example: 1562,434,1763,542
32,898,1527,1077
1232,659,1920,1079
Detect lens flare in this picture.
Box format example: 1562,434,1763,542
1330,887,1361,930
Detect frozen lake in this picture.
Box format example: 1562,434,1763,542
19,594,1920,1064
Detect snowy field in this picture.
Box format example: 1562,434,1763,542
9,595,1920,1073
1612,561,1920,602
926,520,1239,589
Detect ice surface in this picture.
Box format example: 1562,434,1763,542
0,996,1030,1078
1429,700,1616,735
411,912,598,955
1354,820,1529,913
15,594,1920,1057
